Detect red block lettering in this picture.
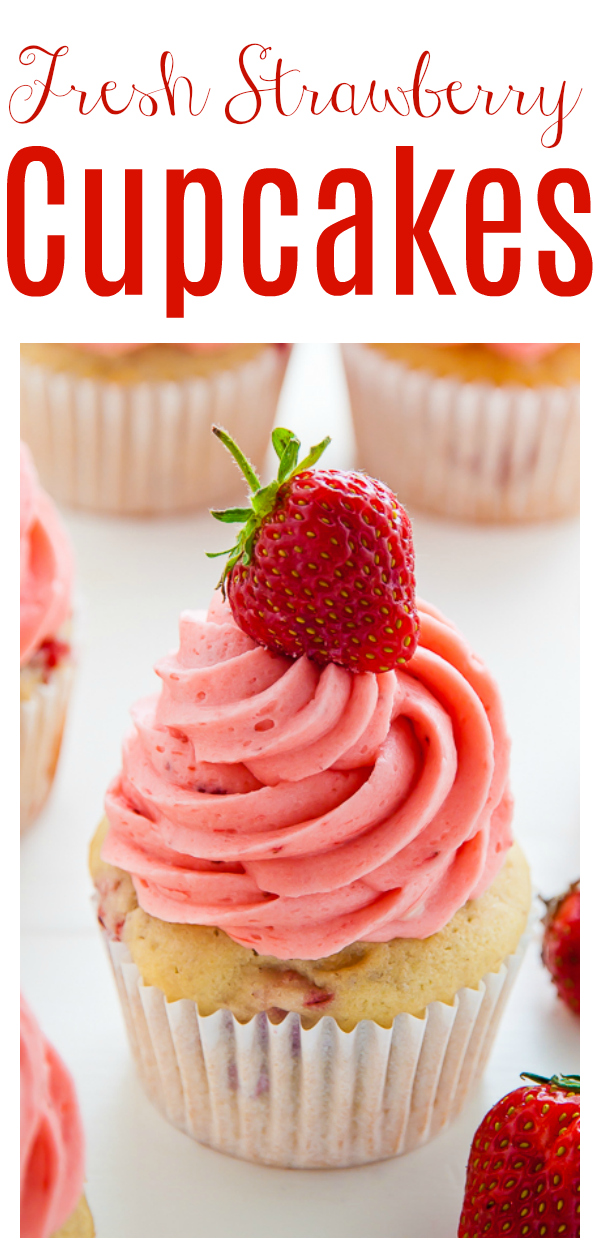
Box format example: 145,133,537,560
85,169,143,297
166,168,222,318
538,169,592,296
243,169,298,296
466,169,521,296
396,146,455,295
317,169,373,295
7,146,64,296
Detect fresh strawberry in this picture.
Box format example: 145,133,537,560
210,426,419,673
458,1073,580,1237
542,881,580,1015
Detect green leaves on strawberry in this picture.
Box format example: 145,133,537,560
208,426,331,586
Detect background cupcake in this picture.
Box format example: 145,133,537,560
89,434,531,1168
21,996,94,1237
20,443,74,831
342,343,579,523
20,343,291,515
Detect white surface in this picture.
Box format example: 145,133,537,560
21,344,580,1238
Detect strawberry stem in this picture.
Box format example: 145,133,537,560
212,426,261,494
208,426,331,592
520,1072,580,1094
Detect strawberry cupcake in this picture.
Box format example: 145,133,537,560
90,429,531,1168
342,343,580,522
20,343,291,515
21,996,94,1237
21,443,74,831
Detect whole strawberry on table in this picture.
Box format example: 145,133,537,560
209,425,419,672
458,1073,580,1237
542,880,580,1015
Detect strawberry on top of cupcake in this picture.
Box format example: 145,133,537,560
210,425,419,672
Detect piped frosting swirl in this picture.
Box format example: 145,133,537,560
20,443,73,668
20,997,85,1238
103,595,513,960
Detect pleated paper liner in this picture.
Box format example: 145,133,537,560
20,658,74,831
21,346,290,515
103,921,529,1168
343,344,579,523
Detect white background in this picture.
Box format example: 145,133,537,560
21,345,580,1238
6,0,593,1243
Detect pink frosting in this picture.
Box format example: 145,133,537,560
486,344,561,360
439,344,561,361
20,997,85,1238
20,444,73,668
102,594,513,960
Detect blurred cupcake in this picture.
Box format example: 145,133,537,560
21,443,74,831
21,996,94,1237
343,343,579,523
90,582,530,1165
20,343,291,515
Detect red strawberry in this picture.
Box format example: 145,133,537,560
542,881,580,1015
209,426,419,673
458,1073,580,1237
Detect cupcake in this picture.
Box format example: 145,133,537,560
342,343,580,523
90,429,531,1168
21,443,74,831
20,343,291,515
21,996,94,1237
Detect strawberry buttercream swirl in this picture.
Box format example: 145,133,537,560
20,997,85,1238
103,595,513,959
20,443,73,667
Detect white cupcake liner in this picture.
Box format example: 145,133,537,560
20,658,74,831
342,344,579,522
20,347,290,515
102,923,528,1168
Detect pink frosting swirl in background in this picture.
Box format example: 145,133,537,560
103,595,513,960
20,997,85,1238
76,344,229,355
20,444,73,668
439,344,561,361
81,344,558,361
